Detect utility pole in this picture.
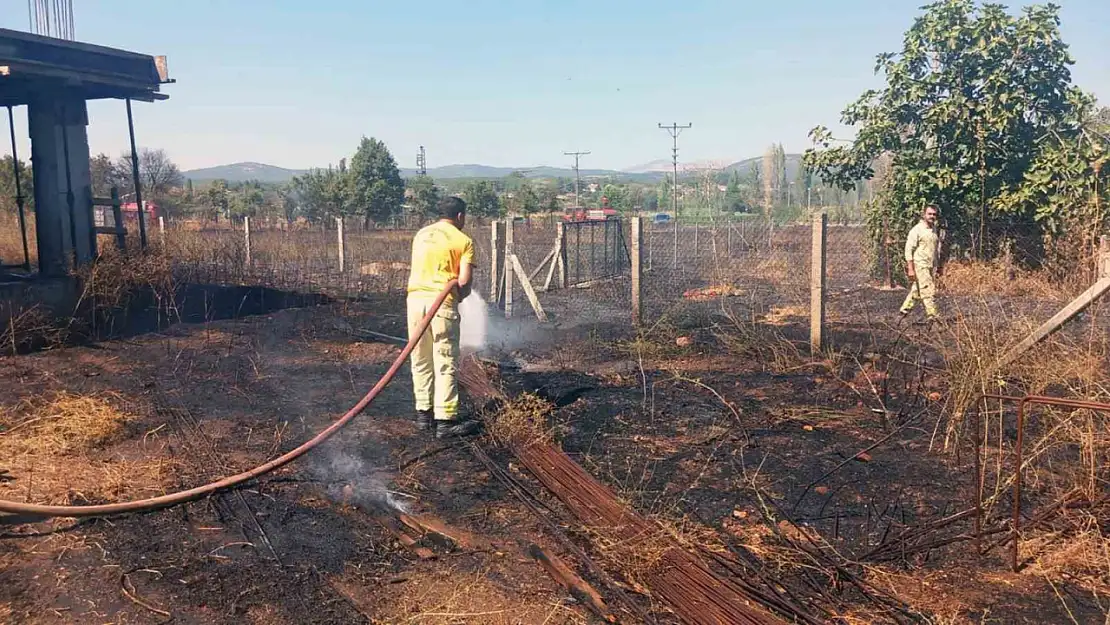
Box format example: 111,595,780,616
416,145,427,176
563,151,590,209
659,123,691,269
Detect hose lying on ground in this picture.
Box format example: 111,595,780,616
0,281,458,519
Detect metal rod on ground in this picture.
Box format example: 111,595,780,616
810,212,827,354
125,98,147,248
354,328,405,344
7,106,30,270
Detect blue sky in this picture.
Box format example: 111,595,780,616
2,0,1108,172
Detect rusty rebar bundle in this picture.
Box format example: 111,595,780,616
461,358,797,625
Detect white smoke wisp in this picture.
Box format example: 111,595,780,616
323,451,411,515
459,292,489,351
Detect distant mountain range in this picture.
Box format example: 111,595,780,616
183,162,307,184
183,155,805,184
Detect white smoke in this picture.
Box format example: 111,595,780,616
322,451,411,514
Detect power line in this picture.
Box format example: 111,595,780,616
563,150,590,209
658,123,691,269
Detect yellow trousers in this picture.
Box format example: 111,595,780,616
901,263,938,318
407,293,460,421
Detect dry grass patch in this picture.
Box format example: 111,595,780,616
486,392,554,449
0,392,176,505
941,260,1068,300
0,391,132,455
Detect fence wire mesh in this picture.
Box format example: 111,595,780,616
641,218,815,327
158,216,881,337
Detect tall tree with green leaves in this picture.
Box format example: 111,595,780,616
348,137,405,227
229,181,265,219
506,180,539,217
406,175,441,220
804,0,1108,274
461,180,502,218
203,179,230,221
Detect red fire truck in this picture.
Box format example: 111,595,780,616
563,196,620,222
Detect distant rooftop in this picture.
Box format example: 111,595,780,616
0,28,170,107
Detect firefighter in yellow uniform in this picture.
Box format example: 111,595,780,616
900,205,941,321
406,197,480,439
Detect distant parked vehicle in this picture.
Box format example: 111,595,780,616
653,213,672,224
563,196,620,222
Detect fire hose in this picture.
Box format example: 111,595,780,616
0,280,458,519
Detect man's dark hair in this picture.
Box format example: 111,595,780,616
438,196,466,220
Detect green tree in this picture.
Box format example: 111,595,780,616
502,171,528,193
203,179,230,221
724,170,746,213
506,180,539,216
348,137,405,227
0,156,33,214
461,180,501,218
537,184,561,214
406,175,441,220
229,181,265,218
804,0,1108,273
658,175,674,215
601,184,628,212
277,183,299,224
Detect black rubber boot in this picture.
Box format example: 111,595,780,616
435,420,481,440
415,409,434,431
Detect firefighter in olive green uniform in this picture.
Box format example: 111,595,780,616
900,205,941,321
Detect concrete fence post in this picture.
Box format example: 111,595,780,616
632,216,643,326
810,212,827,354
244,215,252,267
504,218,515,318
556,221,568,289
158,215,166,244
491,220,504,302
337,216,346,273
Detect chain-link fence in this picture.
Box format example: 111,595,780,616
639,218,816,327
156,213,883,344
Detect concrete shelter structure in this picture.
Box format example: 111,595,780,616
0,28,170,277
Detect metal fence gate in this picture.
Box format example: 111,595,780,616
563,219,630,287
